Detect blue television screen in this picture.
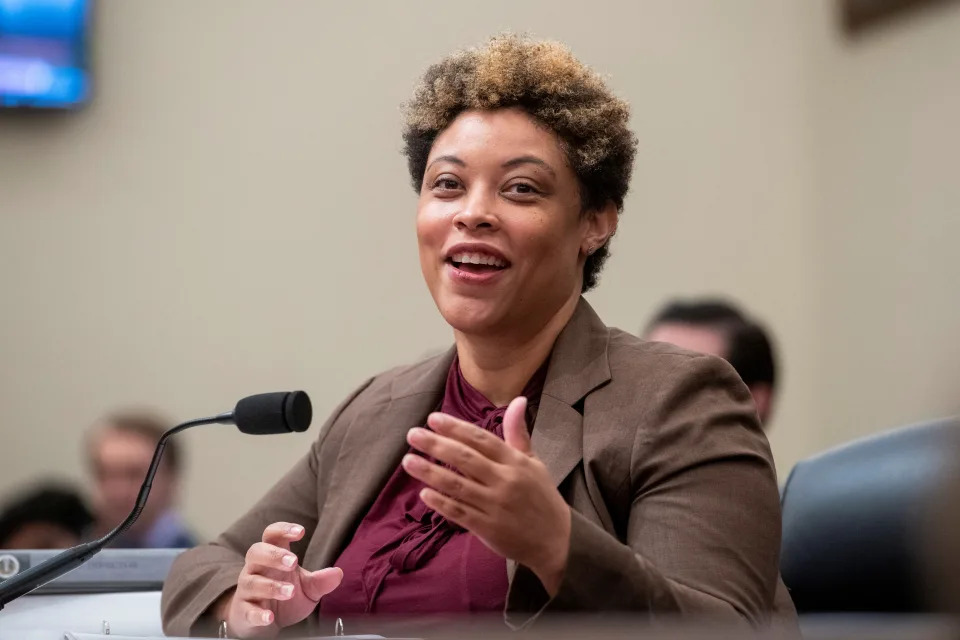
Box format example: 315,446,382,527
0,0,90,108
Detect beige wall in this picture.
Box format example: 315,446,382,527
805,0,960,446
0,0,953,538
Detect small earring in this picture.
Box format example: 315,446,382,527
586,245,597,256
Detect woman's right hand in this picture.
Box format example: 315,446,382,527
217,521,343,637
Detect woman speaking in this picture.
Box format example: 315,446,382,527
161,35,796,637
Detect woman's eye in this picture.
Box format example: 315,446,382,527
505,182,541,196
432,177,461,191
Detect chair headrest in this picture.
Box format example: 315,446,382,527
780,417,959,613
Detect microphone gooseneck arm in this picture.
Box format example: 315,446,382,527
0,389,309,611
94,413,233,548
0,412,233,610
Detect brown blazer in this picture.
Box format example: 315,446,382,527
161,298,798,636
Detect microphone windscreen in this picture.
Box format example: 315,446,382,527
233,391,312,435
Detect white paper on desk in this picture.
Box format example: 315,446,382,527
64,635,384,640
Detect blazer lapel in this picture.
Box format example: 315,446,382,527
531,396,584,487
310,348,456,569
533,297,611,488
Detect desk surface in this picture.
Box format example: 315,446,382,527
0,591,163,640
2,593,958,640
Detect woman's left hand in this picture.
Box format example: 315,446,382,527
401,397,571,596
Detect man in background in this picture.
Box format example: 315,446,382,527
643,298,778,426
86,412,197,548
0,483,92,549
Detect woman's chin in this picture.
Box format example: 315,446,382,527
435,298,509,336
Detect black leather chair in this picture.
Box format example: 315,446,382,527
779,417,959,614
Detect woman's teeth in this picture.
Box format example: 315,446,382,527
449,252,507,268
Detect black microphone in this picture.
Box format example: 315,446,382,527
0,390,312,610
234,390,312,435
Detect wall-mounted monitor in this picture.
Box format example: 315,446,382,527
0,0,90,109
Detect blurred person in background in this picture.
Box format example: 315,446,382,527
86,411,197,549
644,299,778,426
0,483,93,549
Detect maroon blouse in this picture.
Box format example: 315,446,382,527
318,356,547,619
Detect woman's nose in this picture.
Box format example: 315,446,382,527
452,191,499,231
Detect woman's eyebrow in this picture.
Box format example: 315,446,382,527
426,155,466,172
502,155,556,177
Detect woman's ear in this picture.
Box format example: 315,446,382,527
581,201,619,256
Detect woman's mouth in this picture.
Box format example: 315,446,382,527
447,252,510,275
444,251,511,284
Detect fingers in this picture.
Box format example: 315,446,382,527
300,567,344,602
419,487,484,532
409,426,511,480
407,428,503,481
245,522,302,574
238,600,276,629
261,521,305,549
424,413,515,463
229,523,320,635
401,453,492,511
237,573,295,602
245,541,298,572
502,397,532,455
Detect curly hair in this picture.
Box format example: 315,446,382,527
402,34,637,292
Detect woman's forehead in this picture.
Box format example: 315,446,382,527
428,109,567,168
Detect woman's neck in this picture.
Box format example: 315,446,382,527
454,294,580,406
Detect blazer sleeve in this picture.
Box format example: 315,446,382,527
507,354,784,627
160,379,372,637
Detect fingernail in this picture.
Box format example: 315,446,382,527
401,454,421,470
407,427,426,445
280,584,293,597
262,610,272,624
282,554,296,567
289,524,303,535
